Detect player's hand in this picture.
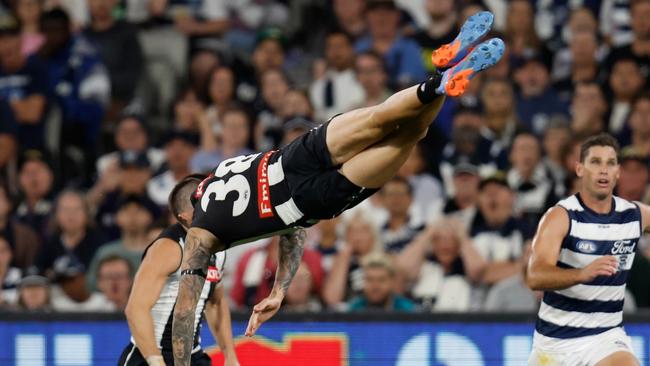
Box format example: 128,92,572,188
579,256,619,283
245,294,283,337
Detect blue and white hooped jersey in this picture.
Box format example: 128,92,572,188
535,194,642,339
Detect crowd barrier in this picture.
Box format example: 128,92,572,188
2,311,650,365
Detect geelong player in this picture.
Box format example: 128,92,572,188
173,12,505,365
120,175,239,366
526,134,649,365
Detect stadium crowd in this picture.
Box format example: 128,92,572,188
0,0,650,314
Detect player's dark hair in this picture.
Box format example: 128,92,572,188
169,174,207,225
579,133,620,163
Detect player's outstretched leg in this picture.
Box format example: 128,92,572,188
340,38,505,188
325,11,497,166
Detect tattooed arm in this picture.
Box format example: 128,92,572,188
172,228,219,366
245,230,306,337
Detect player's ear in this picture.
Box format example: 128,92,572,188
575,161,584,178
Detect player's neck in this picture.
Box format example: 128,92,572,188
578,191,612,214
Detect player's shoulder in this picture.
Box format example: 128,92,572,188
142,224,186,260
538,205,570,233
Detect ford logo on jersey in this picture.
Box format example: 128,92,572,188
577,241,597,254
612,240,635,255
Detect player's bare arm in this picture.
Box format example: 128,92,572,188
124,239,182,366
172,227,219,366
245,229,306,337
526,206,618,291
639,202,650,233
204,286,239,366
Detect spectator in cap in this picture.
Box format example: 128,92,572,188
147,131,197,207
0,236,22,306
34,190,107,278
355,0,427,90
0,14,49,150
513,52,569,136
87,194,154,291
354,51,392,108
470,172,532,286
37,8,110,184
95,114,165,181
397,217,485,312
15,149,54,237
16,274,50,311
429,161,480,228
349,252,416,312
624,93,650,157
412,0,458,73
0,181,40,269
281,115,317,147
616,147,649,202
607,57,645,136
396,143,443,223
309,30,364,123
541,120,572,198
49,254,114,312
95,254,133,311
507,132,558,228
92,150,157,240
192,106,254,173
13,0,45,56
378,176,424,253
570,81,607,138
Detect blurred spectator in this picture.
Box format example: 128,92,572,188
354,51,391,107
348,253,415,312
484,244,538,312
0,236,21,305
16,274,50,311
231,236,323,308
0,181,40,268
310,30,364,123
192,106,254,173
47,0,89,29
225,1,288,56
570,81,608,138
172,87,206,135
439,104,507,197
513,53,568,136
607,57,645,135
202,66,237,131
84,0,143,121
0,15,48,150
95,115,165,178
323,212,383,307
14,0,45,56
356,0,426,90
471,173,531,286
87,194,154,291
378,177,424,253
95,254,133,311
281,115,317,147
255,69,290,150
600,0,632,47
430,162,480,228
605,0,650,83
0,103,17,185
16,149,53,237
480,78,519,148
188,50,219,101
553,30,600,102
92,150,157,239
505,0,544,58
49,255,114,311
147,131,197,207
281,89,315,121
396,143,443,222
534,0,593,51
314,217,341,274
412,0,458,72
541,121,572,198
34,190,106,277
38,8,110,183
507,133,557,227
551,8,602,83
615,147,649,201
283,262,323,313
332,0,367,40
397,218,485,312
625,92,650,156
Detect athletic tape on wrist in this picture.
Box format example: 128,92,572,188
180,268,207,278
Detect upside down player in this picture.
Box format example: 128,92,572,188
172,11,505,366
526,134,650,366
120,175,239,366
